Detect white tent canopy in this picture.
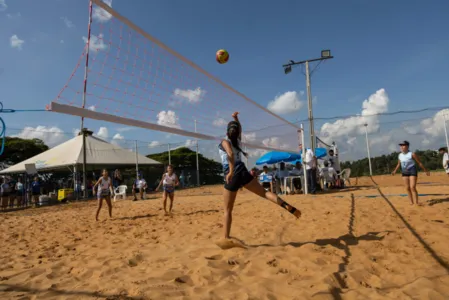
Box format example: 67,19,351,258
0,134,161,174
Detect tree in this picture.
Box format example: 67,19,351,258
1,137,49,167
147,147,223,185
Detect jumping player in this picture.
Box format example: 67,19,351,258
156,165,179,215
392,141,430,205
217,112,301,248
93,169,114,221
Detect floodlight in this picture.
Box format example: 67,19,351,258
321,50,331,58
284,65,292,74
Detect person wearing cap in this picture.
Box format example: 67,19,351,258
391,141,430,205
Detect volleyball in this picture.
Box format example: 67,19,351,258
216,49,229,64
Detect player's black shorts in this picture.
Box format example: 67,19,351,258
224,166,254,192
402,166,417,177
262,182,271,190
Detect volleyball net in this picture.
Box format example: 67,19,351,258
49,0,300,154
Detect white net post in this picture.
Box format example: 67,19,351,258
194,120,200,186
299,124,308,195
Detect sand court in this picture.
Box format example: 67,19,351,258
1,173,449,299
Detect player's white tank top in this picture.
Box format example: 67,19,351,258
399,151,415,170
99,177,111,191
163,173,177,186
218,138,243,172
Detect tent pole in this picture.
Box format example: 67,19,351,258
82,129,87,199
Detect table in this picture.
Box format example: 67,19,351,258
283,176,303,194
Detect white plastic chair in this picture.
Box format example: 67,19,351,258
338,168,351,187
113,185,127,202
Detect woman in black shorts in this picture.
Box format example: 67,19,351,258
217,112,301,247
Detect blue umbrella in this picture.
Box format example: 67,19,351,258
293,147,328,164
256,151,302,165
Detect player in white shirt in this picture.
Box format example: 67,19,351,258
156,164,179,216
439,147,449,177
392,141,429,205
93,169,114,221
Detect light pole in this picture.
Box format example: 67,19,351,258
364,123,373,176
444,114,449,152
283,50,334,153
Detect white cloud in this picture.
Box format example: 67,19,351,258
267,91,304,115
82,34,107,52
72,128,80,137
213,117,227,127
262,136,289,150
116,127,134,133
0,0,7,11
420,109,449,137
148,141,161,148
185,139,197,148
111,133,124,146
320,88,389,139
112,133,124,140
242,132,256,142
88,105,96,111
157,110,181,129
7,12,21,18
61,16,74,28
10,35,24,50
173,87,205,104
15,126,66,147
96,127,109,139
92,0,112,23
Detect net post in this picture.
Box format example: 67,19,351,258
299,124,308,195
194,120,200,187
135,140,139,180
80,0,93,131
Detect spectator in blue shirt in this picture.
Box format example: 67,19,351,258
259,166,274,192
31,177,41,206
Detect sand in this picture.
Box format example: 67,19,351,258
1,173,449,299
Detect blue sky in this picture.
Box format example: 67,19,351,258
1,0,449,165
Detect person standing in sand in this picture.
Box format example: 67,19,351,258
217,112,301,249
93,169,114,221
156,165,179,215
439,147,449,177
391,141,430,205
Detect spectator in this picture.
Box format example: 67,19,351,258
1,177,10,210
439,147,449,177
301,145,317,194
31,177,41,206
113,169,122,188
328,149,341,187
179,170,185,188
133,174,147,201
319,160,337,189
8,178,16,208
15,177,24,207
276,162,289,194
289,162,303,194
186,173,191,187
259,165,274,192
